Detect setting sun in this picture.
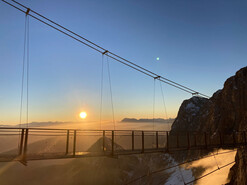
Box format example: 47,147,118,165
79,112,87,119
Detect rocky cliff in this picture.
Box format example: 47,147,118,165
171,96,208,132
227,146,247,185
170,66,247,184
171,66,247,134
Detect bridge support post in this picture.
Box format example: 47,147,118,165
219,132,223,147
66,130,69,155
187,132,190,149
166,132,169,152
18,129,25,156
21,129,29,164
142,131,144,153
103,130,105,152
73,130,76,156
112,131,114,156
194,134,197,147
132,131,134,151
156,131,159,149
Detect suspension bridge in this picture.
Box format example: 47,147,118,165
0,1,245,184
0,127,245,163
0,0,244,161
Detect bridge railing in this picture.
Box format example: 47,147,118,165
0,127,246,162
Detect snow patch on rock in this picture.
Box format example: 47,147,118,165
185,102,200,114
164,155,194,185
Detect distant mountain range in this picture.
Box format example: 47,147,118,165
121,118,175,123
16,121,69,127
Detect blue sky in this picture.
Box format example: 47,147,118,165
0,0,246,124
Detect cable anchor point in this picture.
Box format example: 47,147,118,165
25,8,30,16
154,76,161,80
192,92,199,96
102,50,108,55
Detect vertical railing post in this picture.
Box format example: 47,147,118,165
166,131,169,152
156,131,159,149
187,132,190,149
194,134,197,147
142,131,144,153
73,130,76,156
176,134,179,148
112,131,114,156
204,132,207,149
66,130,69,155
222,132,225,146
103,130,105,152
22,128,29,162
132,131,134,151
243,132,247,145
208,134,211,146
19,129,25,156
219,132,223,147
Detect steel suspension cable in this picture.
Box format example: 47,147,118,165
11,0,200,95
11,0,106,52
185,158,238,185
1,0,210,98
26,14,29,128
159,81,168,120
2,0,103,53
125,149,237,185
213,152,220,169
108,51,209,97
106,56,115,130
177,165,186,185
152,78,156,147
18,11,28,147
153,78,156,131
99,54,104,130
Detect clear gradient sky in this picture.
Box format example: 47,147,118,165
0,0,247,125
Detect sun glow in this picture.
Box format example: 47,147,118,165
79,112,87,119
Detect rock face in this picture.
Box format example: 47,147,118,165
170,66,247,184
227,147,247,185
171,66,247,134
171,96,208,132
